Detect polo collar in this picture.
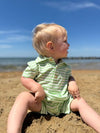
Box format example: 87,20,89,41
36,55,67,65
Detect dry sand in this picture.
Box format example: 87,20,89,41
0,70,100,133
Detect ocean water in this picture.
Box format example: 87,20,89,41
0,57,100,72
0,57,33,72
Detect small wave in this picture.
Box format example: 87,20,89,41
0,65,27,72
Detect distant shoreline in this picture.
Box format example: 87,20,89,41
67,57,100,59
0,56,100,59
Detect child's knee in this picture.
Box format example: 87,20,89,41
17,91,29,98
78,97,86,104
16,91,34,103
76,97,87,110
71,97,86,111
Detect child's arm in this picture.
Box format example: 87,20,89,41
68,76,80,99
21,76,45,103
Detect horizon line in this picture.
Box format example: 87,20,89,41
0,56,100,59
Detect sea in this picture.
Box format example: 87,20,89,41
0,57,100,72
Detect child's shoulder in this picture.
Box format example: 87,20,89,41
27,56,46,66
35,55,50,64
26,57,39,69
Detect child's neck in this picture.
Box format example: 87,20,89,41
55,58,61,64
45,55,61,64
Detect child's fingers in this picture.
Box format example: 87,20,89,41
73,93,80,98
34,97,41,103
69,90,80,99
69,90,80,95
34,93,41,103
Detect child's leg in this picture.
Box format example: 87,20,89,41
7,91,42,133
70,97,100,133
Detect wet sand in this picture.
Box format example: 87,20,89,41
0,70,100,133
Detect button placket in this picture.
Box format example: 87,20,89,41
54,66,58,79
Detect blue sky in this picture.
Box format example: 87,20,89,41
0,0,100,57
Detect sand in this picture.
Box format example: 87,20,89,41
0,70,100,133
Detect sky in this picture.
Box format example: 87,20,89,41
0,0,100,57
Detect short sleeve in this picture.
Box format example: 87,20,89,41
22,61,38,79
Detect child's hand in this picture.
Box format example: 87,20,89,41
68,80,80,99
33,85,46,103
34,91,44,103
21,77,45,103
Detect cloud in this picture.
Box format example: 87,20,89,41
0,30,31,44
0,44,12,49
45,1,100,11
0,30,20,34
6,35,31,42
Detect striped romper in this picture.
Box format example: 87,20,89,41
22,55,73,116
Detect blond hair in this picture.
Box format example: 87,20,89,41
32,23,67,56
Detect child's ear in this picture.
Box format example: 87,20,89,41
46,41,54,50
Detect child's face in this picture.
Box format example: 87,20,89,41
53,34,70,61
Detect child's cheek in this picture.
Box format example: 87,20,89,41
61,44,67,50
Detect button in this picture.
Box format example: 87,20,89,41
55,74,58,78
49,58,53,62
55,76,57,78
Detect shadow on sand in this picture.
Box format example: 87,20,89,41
21,112,67,133
22,112,51,133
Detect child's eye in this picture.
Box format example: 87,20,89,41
64,40,67,43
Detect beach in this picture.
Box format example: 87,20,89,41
0,70,100,133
